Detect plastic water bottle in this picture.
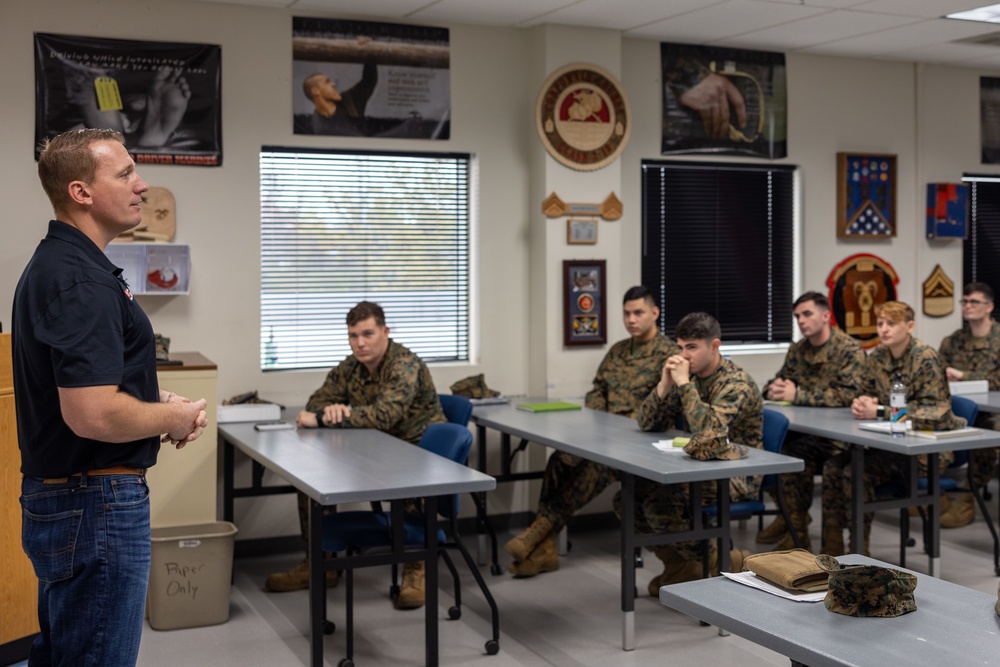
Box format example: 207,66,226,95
890,373,907,437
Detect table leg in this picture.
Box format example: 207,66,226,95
850,445,865,554
425,496,440,667
308,499,324,667
476,424,489,565
927,453,941,578
222,433,234,522
620,472,636,651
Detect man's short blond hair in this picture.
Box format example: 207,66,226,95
874,301,914,323
38,129,125,211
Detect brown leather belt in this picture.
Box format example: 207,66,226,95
41,466,146,484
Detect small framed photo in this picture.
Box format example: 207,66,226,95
567,218,598,244
837,152,897,238
563,260,607,347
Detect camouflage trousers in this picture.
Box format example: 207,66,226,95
970,413,1000,489
296,491,421,545
821,449,948,536
613,477,748,563
779,434,849,513
536,452,617,534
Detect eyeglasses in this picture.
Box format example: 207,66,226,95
961,298,991,306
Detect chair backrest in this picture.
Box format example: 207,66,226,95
439,393,473,427
419,422,474,518
951,395,979,426
761,408,790,454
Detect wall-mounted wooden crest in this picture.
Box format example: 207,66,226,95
542,192,622,220
826,253,899,349
922,264,954,317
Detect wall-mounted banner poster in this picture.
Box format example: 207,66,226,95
293,17,450,139
826,253,899,349
981,76,1000,164
661,42,786,159
34,33,222,166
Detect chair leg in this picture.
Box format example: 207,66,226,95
449,535,501,649
900,509,910,568
440,550,463,619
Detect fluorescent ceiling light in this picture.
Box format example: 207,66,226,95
948,4,1000,22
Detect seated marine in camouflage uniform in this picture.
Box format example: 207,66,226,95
266,301,446,610
759,291,866,553
938,282,1000,528
616,311,763,595
505,286,679,577
823,301,966,555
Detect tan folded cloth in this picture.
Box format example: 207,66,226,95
743,548,829,592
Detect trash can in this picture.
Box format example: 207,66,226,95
147,521,239,631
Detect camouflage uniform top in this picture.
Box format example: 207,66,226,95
762,327,866,407
939,320,1000,391
585,333,680,417
305,339,446,445
863,337,965,433
636,356,764,499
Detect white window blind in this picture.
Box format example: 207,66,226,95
260,147,471,371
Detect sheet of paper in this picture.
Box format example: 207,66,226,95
652,439,687,453
719,570,827,602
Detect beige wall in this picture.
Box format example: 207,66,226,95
2,0,997,536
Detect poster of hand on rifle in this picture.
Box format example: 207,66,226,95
661,42,787,159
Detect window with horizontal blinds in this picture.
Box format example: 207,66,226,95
963,177,1000,317
640,160,795,343
260,147,471,371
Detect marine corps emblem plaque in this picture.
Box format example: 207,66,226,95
536,63,631,171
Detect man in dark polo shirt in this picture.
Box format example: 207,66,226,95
13,128,209,667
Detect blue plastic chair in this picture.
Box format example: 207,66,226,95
439,393,473,427
703,409,802,548
321,422,500,659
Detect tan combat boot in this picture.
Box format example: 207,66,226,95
508,537,559,578
821,528,845,557
775,512,812,552
756,515,788,544
940,493,975,528
505,516,554,562
265,558,339,592
646,546,702,596
396,560,425,609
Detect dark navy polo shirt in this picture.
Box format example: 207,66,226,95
12,220,160,477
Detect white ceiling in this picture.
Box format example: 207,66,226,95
194,0,1000,68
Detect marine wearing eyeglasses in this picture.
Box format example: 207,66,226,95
938,282,1000,528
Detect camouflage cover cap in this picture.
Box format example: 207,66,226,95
815,554,917,618
682,428,749,461
450,373,501,398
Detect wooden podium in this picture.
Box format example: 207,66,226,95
0,334,39,661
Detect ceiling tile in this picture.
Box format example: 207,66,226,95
409,0,576,26
527,0,720,31
718,10,921,51
625,0,828,42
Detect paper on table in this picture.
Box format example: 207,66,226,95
652,439,687,453
720,570,827,603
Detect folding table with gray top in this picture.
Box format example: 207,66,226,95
471,402,804,650
765,405,1000,576
660,554,1000,667
219,422,495,667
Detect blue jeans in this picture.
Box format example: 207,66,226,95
21,474,151,667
